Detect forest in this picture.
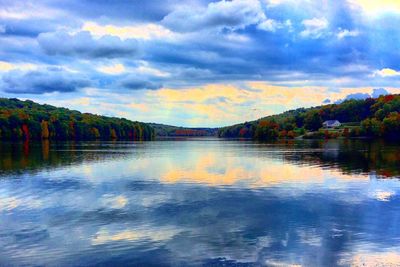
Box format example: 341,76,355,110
218,94,400,141
149,123,217,137
0,98,154,141
2,95,400,142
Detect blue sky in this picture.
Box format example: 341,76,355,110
1,0,400,126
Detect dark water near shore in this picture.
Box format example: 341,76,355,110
0,138,400,266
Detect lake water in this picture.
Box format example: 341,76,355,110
0,138,400,266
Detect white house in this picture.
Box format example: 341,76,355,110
323,120,341,128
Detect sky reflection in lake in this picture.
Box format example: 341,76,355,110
0,139,399,266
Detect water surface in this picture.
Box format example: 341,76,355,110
0,138,400,266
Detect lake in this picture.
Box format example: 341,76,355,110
0,138,400,266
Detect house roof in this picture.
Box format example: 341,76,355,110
323,120,340,125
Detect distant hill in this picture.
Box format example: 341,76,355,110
149,123,218,137
0,98,154,141
218,94,400,140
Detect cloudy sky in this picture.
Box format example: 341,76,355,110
1,0,400,127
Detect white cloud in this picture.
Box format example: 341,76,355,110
0,4,64,20
337,29,359,39
266,0,286,6
375,68,400,77
82,22,175,40
97,63,126,75
257,19,280,32
0,61,15,72
348,0,400,15
264,0,296,7
0,61,38,72
224,33,251,42
96,61,168,77
258,19,292,32
136,66,169,77
135,61,170,77
300,17,329,38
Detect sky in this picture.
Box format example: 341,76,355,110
1,0,400,127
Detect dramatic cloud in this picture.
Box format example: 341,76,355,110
1,68,90,94
0,19,60,37
38,31,139,58
43,0,179,22
162,0,268,32
1,0,400,126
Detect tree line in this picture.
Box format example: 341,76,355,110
218,94,400,140
0,98,155,141
148,123,218,137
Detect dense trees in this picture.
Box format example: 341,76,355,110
254,120,279,141
304,110,323,131
382,112,400,139
149,123,217,137
219,94,400,140
0,98,154,141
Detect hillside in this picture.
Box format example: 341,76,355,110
0,98,154,141
149,123,218,137
218,94,400,140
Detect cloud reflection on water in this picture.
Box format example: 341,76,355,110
0,139,399,266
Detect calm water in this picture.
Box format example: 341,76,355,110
1,138,400,266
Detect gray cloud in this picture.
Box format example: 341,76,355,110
335,88,391,104
1,19,57,37
1,0,400,101
45,0,182,22
1,69,90,94
38,31,139,58
344,92,370,100
120,77,162,90
371,88,389,98
162,0,266,32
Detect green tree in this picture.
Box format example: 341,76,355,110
304,111,322,131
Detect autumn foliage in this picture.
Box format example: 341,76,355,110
219,94,400,140
0,98,154,141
